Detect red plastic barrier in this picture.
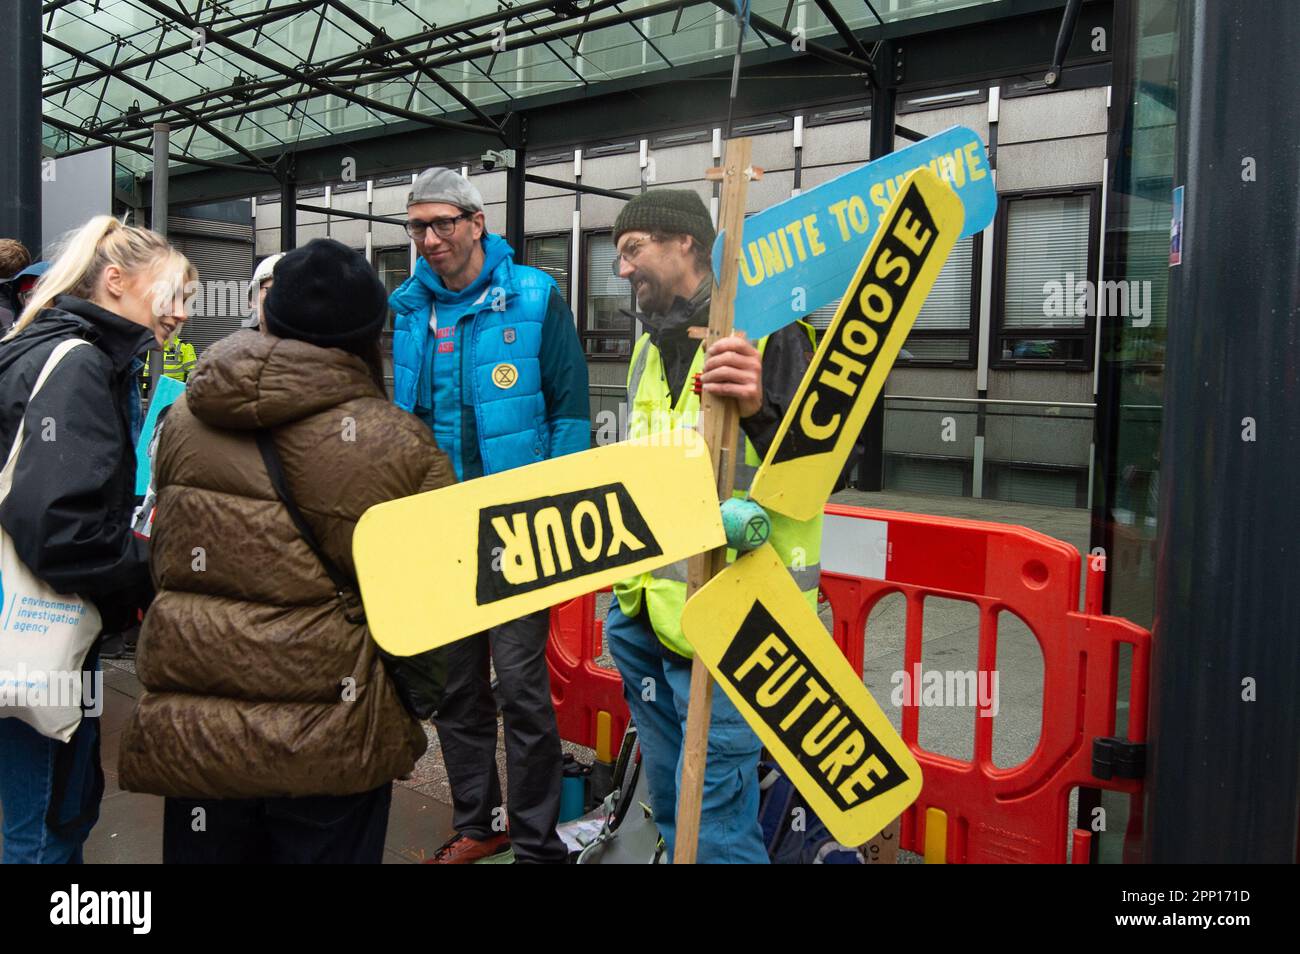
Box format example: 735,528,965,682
546,505,1151,863
546,588,628,757
819,504,1150,864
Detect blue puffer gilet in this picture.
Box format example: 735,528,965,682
389,247,557,476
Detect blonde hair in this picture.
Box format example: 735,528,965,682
4,216,197,341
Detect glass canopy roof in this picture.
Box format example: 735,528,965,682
42,0,992,180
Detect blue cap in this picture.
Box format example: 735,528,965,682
13,261,50,281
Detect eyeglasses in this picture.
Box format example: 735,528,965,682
405,212,472,240
611,236,655,276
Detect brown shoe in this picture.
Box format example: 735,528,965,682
424,832,512,864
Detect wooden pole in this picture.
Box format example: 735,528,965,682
673,137,753,864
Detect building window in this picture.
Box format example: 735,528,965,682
903,235,977,363
730,116,794,136
805,104,869,127
896,86,986,114
884,454,971,498
374,246,410,389
375,247,410,318
651,129,711,148
805,298,840,333
986,462,1089,508
525,233,571,303
582,232,635,359
805,236,977,365
993,187,1100,368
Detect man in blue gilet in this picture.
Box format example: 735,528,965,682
389,168,589,864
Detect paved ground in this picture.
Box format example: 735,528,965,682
0,663,458,864
2,489,1099,863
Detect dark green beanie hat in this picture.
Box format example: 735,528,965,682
613,189,716,255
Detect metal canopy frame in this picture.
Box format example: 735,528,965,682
42,1,1107,189
37,0,1111,231
46,0,737,174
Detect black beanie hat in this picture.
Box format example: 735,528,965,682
263,238,387,350
613,189,716,254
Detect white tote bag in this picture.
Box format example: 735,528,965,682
0,337,103,742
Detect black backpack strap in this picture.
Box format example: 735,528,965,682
255,429,365,624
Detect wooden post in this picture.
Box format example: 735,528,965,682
673,137,753,864
864,818,900,864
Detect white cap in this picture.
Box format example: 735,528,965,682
253,252,284,286
243,253,285,328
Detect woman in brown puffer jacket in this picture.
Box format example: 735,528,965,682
119,238,454,864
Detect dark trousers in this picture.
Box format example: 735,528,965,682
162,784,392,864
433,609,565,863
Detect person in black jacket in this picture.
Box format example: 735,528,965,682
0,215,195,864
0,239,33,333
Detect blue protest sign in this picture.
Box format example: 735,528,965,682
713,125,995,341
134,374,185,495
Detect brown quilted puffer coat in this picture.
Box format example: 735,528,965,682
119,331,454,799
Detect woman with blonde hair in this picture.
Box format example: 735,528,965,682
0,215,195,863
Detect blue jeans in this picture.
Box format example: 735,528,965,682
0,713,103,864
606,602,768,864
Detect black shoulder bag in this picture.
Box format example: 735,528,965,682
255,429,446,720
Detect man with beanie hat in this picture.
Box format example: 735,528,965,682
606,188,822,863
388,168,588,864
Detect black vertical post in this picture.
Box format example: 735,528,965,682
504,113,527,255
147,124,170,395
0,0,43,253
1082,0,1140,864
280,157,297,252
1145,0,1300,862
857,44,897,491
151,124,170,237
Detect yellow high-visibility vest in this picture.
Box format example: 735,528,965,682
142,340,197,383
613,326,823,658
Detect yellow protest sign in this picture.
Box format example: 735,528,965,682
681,543,922,846
354,430,724,656
748,167,964,521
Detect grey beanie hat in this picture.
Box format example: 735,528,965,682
613,188,716,253
408,167,484,212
